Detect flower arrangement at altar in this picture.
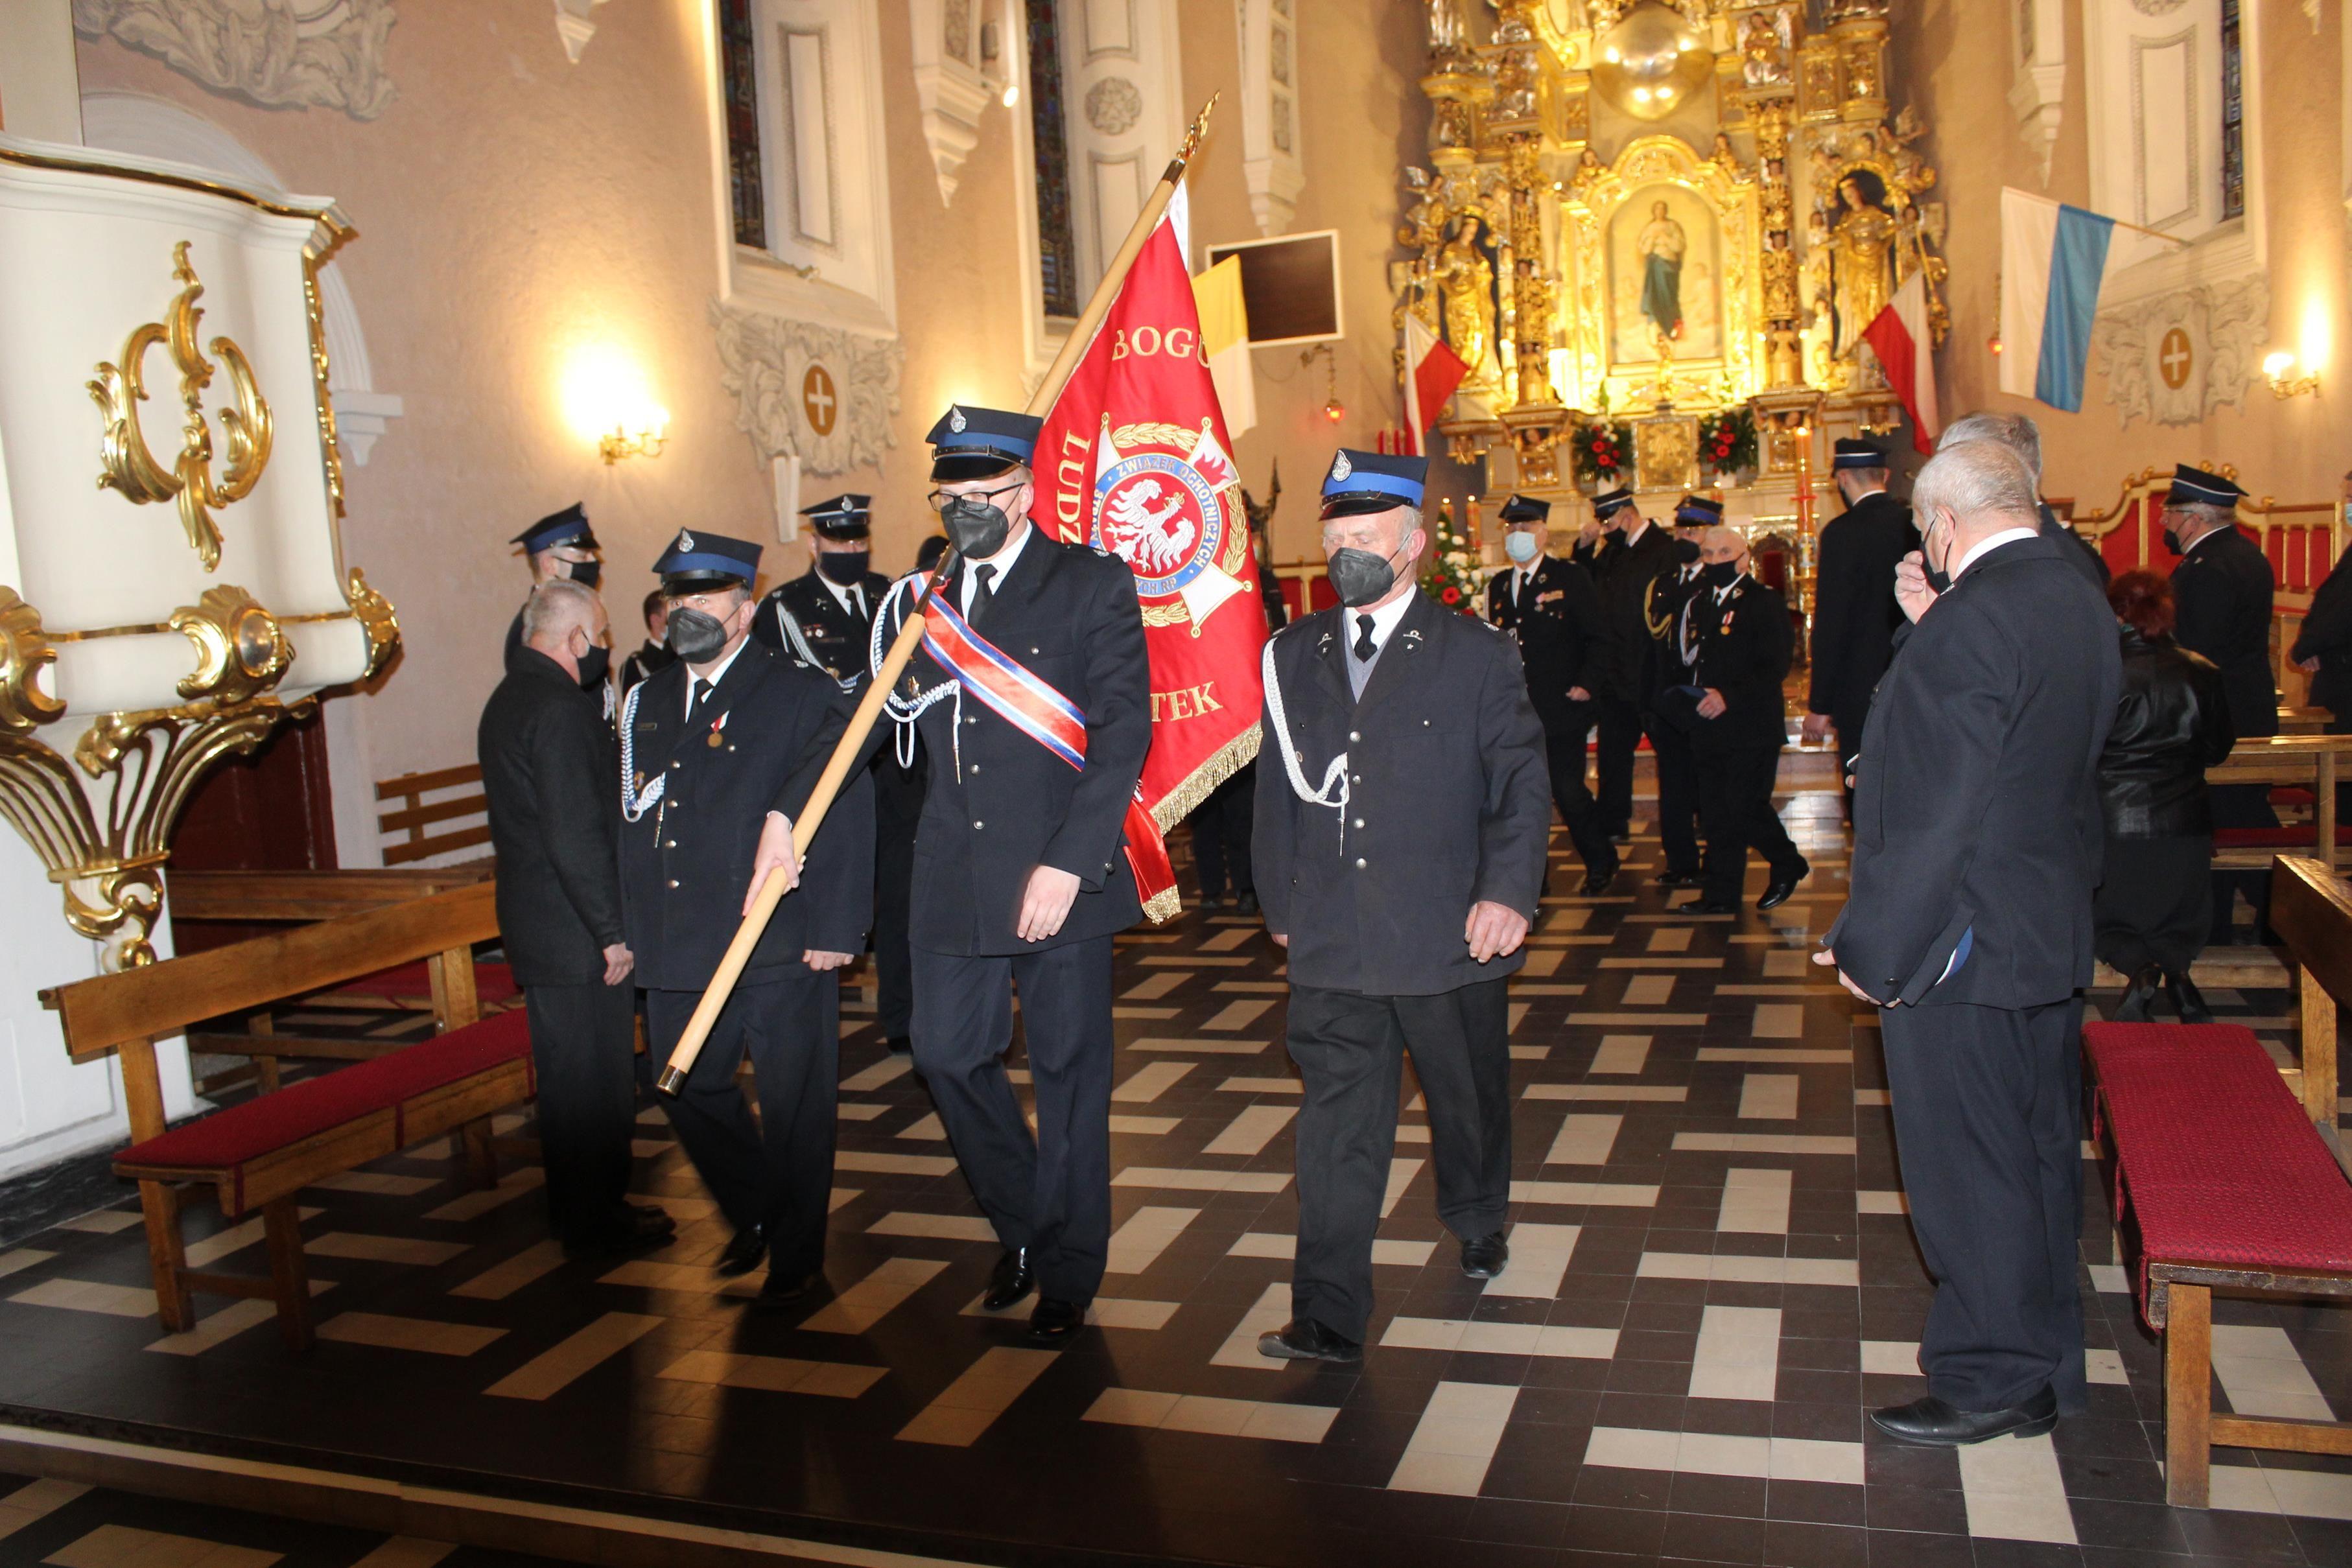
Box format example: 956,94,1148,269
1571,420,1632,487
1420,498,1483,613
1697,405,1758,477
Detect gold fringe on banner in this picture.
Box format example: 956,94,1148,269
1133,720,1264,926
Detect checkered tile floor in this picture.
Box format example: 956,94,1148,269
3,780,2349,1568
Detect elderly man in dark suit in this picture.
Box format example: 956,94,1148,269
1936,412,2108,589
2163,464,2279,940
620,528,874,1311
1252,449,1552,1364
1676,527,1808,913
479,579,672,1258
1803,439,1914,810
1818,438,2120,1445
1486,492,1614,891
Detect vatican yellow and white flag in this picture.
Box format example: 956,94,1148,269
1190,256,1256,438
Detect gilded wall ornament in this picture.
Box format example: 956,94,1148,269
88,242,274,572
709,301,904,478
169,585,293,706
72,0,397,120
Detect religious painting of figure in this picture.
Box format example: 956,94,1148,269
1608,184,1722,365
1828,168,1901,359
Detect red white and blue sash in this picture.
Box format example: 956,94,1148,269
913,589,1175,904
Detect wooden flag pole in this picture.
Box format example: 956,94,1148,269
656,94,1219,1096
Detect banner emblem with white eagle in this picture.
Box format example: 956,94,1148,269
1090,420,1252,632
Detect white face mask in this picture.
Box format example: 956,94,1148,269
1503,532,1539,565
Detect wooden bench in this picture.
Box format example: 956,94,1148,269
2084,855,2352,1507
40,881,533,1351
2207,734,2352,871
377,762,490,867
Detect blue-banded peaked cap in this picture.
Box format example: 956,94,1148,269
1319,448,1426,519
655,527,762,589
512,502,597,554
2167,464,2245,508
927,405,1042,482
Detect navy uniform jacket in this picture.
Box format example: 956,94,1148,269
753,565,891,683
1643,559,1706,699
1579,522,1681,705
2171,524,2278,739
1687,574,1793,755
1807,490,1914,723
1484,555,1604,731
1827,533,2121,1008
2291,543,2352,716
873,533,1151,956
1252,591,1551,997
478,648,624,987
618,640,874,992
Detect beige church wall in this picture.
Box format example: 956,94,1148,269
1893,0,2346,519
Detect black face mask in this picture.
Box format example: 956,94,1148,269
1700,560,1740,589
941,496,1012,560
574,643,610,689
1326,545,1402,609
666,606,731,663
1673,537,1702,565
568,557,602,590
818,550,871,585
2162,528,2183,557
1923,515,1955,595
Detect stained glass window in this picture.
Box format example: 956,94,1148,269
1027,0,1079,320
2218,0,2244,222
718,0,768,250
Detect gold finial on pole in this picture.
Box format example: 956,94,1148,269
1167,93,1221,180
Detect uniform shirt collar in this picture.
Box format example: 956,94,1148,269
685,636,751,716
962,521,1033,613
816,568,864,615
1953,526,2041,581
1351,588,1417,657
2183,522,2233,558
1712,571,1748,604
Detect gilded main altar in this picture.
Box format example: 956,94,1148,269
1395,0,1948,587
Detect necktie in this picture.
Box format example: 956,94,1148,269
849,583,867,622
1353,613,1376,662
692,677,715,710
970,564,998,628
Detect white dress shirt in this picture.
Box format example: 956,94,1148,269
960,523,1033,619
683,636,751,720
1951,526,2041,582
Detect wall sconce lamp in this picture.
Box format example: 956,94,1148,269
1302,343,1343,424
600,410,670,464
2263,351,2320,400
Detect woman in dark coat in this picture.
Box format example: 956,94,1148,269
2095,570,2235,1022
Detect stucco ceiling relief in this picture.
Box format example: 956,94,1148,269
2089,274,2268,429
709,301,903,478
72,0,397,120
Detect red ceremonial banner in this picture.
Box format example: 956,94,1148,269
1033,191,1269,919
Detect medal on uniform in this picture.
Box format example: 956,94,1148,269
706,709,729,749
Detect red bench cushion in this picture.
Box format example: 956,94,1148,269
2084,1022,2352,1325
117,1008,534,1208
318,959,519,1007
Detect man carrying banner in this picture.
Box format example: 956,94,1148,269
871,404,1153,1344
1251,449,1551,1363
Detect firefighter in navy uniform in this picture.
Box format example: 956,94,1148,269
1251,449,1553,1363
1671,527,1809,914
1485,493,1615,892
1803,439,1914,815
753,493,926,1053
1576,487,1680,841
505,502,604,672
620,528,875,1311
867,404,1152,1344
1641,495,1723,887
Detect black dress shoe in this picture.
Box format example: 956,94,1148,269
1579,865,1617,896
886,1035,913,1055
1681,898,1741,915
1608,828,1632,845
714,1223,767,1278
1027,1296,1085,1342
1199,893,1228,913
982,1246,1033,1312
749,1270,822,1313
1656,869,1702,889
1235,890,1260,917
1756,867,1807,911
560,1204,676,1259
2164,969,2213,1024
2114,965,2163,1023
1870,1386,2058,1445
1256,1316,1363,1364
1459,1230,1510,1279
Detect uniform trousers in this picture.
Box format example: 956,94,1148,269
1593,694,1645,836
913,937,1115,1305
523,980,638,1245
1694,742,1806,904
649,972,838,1277
1190,764,1258,901
2095,832,2213,977
872,755,926,1040
1647,716,1702,876
1540,714,1614,872
1882,1000,2087,1415
1284,978,1512,1344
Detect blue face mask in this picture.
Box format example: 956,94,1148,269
1503,531,1540,565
